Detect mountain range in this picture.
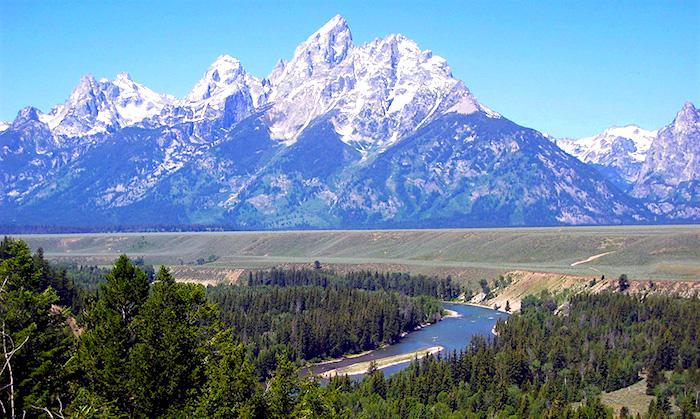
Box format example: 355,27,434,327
1,15,697,230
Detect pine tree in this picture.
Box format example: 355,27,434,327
127,266,216,416
678,395,695,419
266,353,300,418
102,255,149,323
364,362,387,399
74,255,150,413
293,377,336,418
195,329,260,417
0,238,73,417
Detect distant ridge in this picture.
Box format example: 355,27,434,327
1,16,697,230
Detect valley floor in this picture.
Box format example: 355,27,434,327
15,225,700,285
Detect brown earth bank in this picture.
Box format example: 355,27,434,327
164,264,699,316
168,266,244,286
475,270,700,313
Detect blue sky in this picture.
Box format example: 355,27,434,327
1,0,698,137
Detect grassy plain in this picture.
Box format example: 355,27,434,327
14,225,700,283
598,378,654,417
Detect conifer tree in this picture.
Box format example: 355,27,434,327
0,238,73,417
75,255,149,413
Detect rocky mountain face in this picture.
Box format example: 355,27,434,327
0,15,694,230
555,125,657,191
632,102,699,219
38,73,174,138
555,103,698,221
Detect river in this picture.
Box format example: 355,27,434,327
311,302,509,379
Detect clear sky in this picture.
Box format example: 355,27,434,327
1,0,698,137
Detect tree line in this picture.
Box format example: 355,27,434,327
245,268,463,299
323,291,699,417
207,284,442,372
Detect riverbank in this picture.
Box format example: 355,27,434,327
442,308,461,318
319,346,444,378
309,303,506,379
310,348,381,367
449,300,513,314
308,308,454,371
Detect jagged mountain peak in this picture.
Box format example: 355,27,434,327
34,72,173,137
319,14,349,32
106,73,175,125
290,14,353,72
172,54,266,125
185,55,248,102
673,101,698,131
309,14,352,50
70,74,98,96
267,59,287,84
372,33,429,54
554,124,657,190
114,71,134,82
631,101,699,219
212,53,241,66
12,106,44,127
680,100,697,113
265,18,487,147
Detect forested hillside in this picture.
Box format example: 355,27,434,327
351,293,699,417
208,285,442,371
244,268,463,299
1,237,698,417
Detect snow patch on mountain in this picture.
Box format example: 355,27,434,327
264,15,492,153
34,73,174,138
632,102,699,218
557,125,656,164
110,72,175,125
180,55,267,120
555,125,657,187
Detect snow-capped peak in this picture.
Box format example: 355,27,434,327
186,55,247,102
36,73,173,138
673,101,699,132
107,72,174,126
68,74,99,104
171,54,266,124
37,74,105,136
12,107,44,128
555,124,658,187
317,14,349,36
0,121,9,132
268,59,287,85
264,16,488,150
296,14,353,68
269,14,353,91
557,125,657,164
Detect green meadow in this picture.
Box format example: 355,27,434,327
15,224,700,282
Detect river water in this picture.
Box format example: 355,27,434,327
312,302,508,378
